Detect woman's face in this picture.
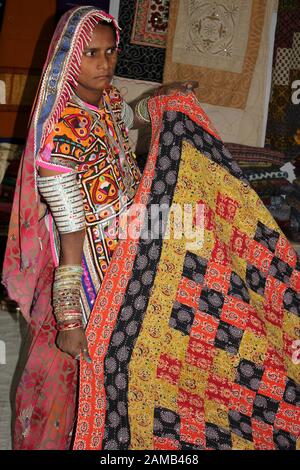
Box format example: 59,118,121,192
76,23,118,101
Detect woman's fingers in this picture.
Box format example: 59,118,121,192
56,329,92,363
184,80,199,90
79,336,92,363
158,81,199,96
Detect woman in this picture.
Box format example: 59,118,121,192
2,6,196,450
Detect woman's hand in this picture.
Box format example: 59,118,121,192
155,81,199,96
56,327,92,363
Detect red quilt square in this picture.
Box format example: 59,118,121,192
178,388,204,419
230,227,251,259
283,333,295,361
258,369,287,401
275,235,297,267
264,276,287,305
221,296,249,330
290,269,300,291
264,302,284,328
252,418,275,450
216,192,239,223
248,240,273,274
186,337,215,371
245,305,266,337
176,277,202,310
191,310,219,345
211,238,231,266
206,374,232,407
181,416,206,447
263,346,285,373
229,383,256,416
205,262,231,295
154,436,180,450
275,402,300,437
157,354,182,385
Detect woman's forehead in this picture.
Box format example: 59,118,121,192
88,23,116,45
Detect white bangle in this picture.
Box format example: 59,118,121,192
135,97,151,123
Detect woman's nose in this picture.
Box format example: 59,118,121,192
97,54,109,70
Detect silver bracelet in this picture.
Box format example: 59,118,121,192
37,172,85,233
135,97,151,123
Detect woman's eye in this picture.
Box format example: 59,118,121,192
84,50,95,57
106,47,116,56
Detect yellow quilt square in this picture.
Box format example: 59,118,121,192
234,202,259,236
204,400,229,429
283,310,300,338
161,329,190,361
155,380,179,413
212,349,240,381
265,321,284,350
239,330,268,365
285,359,300,384
232,433,255,450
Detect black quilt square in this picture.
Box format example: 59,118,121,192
236,359,264,392
254,221,280,253
268,256,293,284
214,320,244,355
273,428,296,450
169,301,195,336
182,251,208,284
228,271,250,303
252,394,280,425
228,410,253,442
283,288,300,317
205,423,232,450
199,287,225,319
154,407,180,442
246,264,266,296
283,377,300,407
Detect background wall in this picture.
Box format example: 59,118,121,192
0,0,56,138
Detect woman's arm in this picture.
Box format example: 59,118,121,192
38,166,91,363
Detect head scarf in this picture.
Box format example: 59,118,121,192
2,7,120,321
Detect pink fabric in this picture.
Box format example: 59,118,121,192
36,161,73,173
13,224,78,450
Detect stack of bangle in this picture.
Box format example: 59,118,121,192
53,265,83,331
135,97,151,123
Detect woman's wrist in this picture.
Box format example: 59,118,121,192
53,264,83,328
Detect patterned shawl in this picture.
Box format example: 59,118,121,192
2,7,120,321
75,92,300,450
